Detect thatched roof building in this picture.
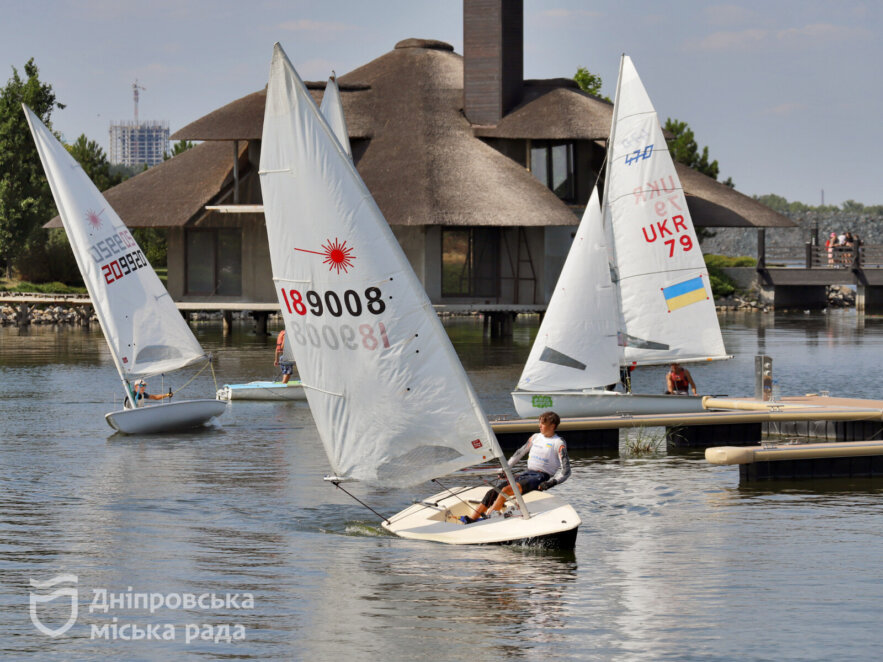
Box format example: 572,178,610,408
52,0,790,310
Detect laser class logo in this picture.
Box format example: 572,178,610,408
85,209,104,230
29,574,79,638
294,238,356,274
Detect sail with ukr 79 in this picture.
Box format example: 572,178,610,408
23,105,227,434
511,55,729,419
259,43,580,547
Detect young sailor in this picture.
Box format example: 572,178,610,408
461,411,571,523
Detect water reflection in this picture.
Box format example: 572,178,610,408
2,315,883,659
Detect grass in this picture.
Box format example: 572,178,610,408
0,277,87,295
621,426,665,456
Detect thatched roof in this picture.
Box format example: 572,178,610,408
338,39,576,227
63,37,790,231
474,79,613,139
46,140,246,228
171,82,373,141
678,163,793,228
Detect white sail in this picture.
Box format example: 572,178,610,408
517,188,620,391
603,56,728,366
23,105,207,380
319,75,352,159
260,44,502,487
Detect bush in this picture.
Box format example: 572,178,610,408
13,229,82,285
703,253,757,268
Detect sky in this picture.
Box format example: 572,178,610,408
1,0,880,206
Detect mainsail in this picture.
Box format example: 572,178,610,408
319,75,352,159
23,105,206,380
603,55,728,366
260,44,503,487
517,188,620,391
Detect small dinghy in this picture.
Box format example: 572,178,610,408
24,106,227,434
259,43,580,548
511,55,730,420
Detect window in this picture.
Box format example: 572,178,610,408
185,229,242,296
441,228,499,298
530,141,576,201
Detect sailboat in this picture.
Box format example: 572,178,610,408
23,106,227,434
218,74,351,403
511,55,730,419
260,43,579,548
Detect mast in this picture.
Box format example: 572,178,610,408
602,54,628,368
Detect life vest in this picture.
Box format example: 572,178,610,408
526,433,565,475
670,369,690,392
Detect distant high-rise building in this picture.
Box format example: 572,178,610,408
109,120,169,167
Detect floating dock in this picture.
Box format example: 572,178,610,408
705,439,883,481
491,395,883,451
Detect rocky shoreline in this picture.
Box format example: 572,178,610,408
713,284,855,313
0,285,862,326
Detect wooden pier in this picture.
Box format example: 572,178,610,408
491,395,883,451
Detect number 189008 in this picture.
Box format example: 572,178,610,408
288,319,390,352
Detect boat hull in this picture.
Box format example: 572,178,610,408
105,399,228,434
381,486,580,549
512,389,706,419
217,380,306,401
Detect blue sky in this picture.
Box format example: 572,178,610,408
2,0,880,206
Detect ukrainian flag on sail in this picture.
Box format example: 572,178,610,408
662,276,707,312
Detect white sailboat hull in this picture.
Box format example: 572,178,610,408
511,389,706,419
105,399,228,434
382,486,580,549
217,380,307,401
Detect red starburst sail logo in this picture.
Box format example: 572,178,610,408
85,209,104,230
294,238,356,274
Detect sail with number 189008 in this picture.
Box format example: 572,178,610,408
259,43,579,547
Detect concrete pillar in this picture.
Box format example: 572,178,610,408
856,285,883,314
223,310,234,335
252,311,269,336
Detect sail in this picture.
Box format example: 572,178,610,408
260,44,502,487
603,56,728,366
517,188,620,391
23,106,207,379
319,75,352,158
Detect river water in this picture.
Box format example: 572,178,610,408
1,311,881,660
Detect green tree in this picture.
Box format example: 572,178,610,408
164,140,194,160
0,58,64,277
66,134,123,191
574,66,611,102
663,118,721,181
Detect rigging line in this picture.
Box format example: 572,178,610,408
605,182,684,208
209,354,218,392
167,357,211,395
330,480,392,525
429,478,487,511
615,266,709,283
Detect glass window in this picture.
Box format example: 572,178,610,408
441,228,499,298
217,229,242,296
185,229,242,296
186,231,215,295
530,141,576,201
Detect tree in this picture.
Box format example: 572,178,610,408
66,134,123,191
0,58,64,276
165,140,194,160
663,118,721,181
574,66,611,102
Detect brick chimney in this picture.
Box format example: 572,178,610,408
463,0,523,126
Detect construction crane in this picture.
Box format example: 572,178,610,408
133,80,146,124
